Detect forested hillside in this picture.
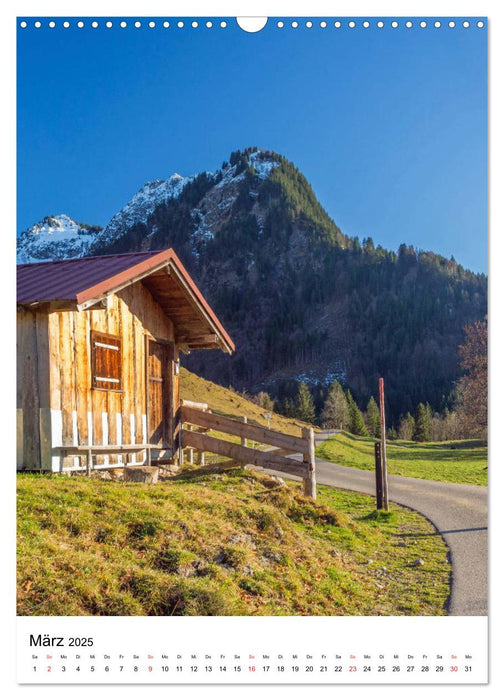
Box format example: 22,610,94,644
25,147,486,424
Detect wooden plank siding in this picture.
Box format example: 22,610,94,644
59,311,76,468
17,311,44,469
119,288,133,449
73,309,89,467
18,280,178,471
131,287,146,449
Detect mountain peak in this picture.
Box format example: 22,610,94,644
93,173,196,251
17,214,102,264
17,148,287,264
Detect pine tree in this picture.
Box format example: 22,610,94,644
407,412,416,438
365,396,381,438
346,390,369,436
262,393,273,411
321,380,349,430
425,403,433,436
413,403,431,442
255,391,273,411
295,382,316,424
282,397,296,418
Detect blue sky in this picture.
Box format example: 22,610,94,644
17,17,487,272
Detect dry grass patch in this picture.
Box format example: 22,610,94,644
17,470,450,616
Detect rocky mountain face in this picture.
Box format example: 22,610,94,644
93,174,194,253
16,214,102,263
17,148,487,421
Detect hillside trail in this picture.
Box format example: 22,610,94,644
266,430,487,616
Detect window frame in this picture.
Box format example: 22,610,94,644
90,330,123,392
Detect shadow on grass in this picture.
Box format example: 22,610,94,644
358,510,397,523
393,527,487,538
165,464,242,482
387,451,487,464
320,433,488,467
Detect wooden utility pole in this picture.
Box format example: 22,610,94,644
379,378,389,511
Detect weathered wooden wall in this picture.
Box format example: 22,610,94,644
16,310,50,469
18,280,179,471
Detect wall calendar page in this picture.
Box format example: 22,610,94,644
9,0,495,694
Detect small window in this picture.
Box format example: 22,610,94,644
91,331,122,391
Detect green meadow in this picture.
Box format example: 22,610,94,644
316,432,487,486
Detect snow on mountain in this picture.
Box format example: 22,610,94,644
248,149,279,179
17,149,282,263
17,215,101,264
188,154,279,256
91,174,193,251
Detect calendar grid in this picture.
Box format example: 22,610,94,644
17,616,488,684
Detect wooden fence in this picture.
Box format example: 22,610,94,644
179,405,317,499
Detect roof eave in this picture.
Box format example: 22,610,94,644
74,249,235,355
17,299,79,312
75,249,176,308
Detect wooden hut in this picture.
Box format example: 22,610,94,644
16,249,234,472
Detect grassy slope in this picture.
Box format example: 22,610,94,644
316,432,487,486
17,470,450,616
179,367,318,438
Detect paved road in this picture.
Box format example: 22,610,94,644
268,431,488,616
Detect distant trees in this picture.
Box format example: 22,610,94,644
413,403,432,442
279,397,296,418
273,379,374,439
320,382,370,437
269,367,486,445
398,412,415,440
455,318,487,438
251,391,273,412
430,409,461,442
270,378,371,439
321,380,349,430
387,426,398,440
245,316,487,445
267,317,487,442
346,390,368,437
365,397,381,438
295,382,316,423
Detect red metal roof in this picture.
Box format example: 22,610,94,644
17,251,161,304
17,250,235,353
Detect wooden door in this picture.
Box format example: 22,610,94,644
147,339,173,447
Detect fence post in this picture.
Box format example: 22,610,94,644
379,378,389,511
301,426,317,500
179,423,184,466
188,425,194,465
374,442,383,510
241,416,248,467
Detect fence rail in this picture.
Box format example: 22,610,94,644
180,430,307,478
179,405,317,499
180,405,307,453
